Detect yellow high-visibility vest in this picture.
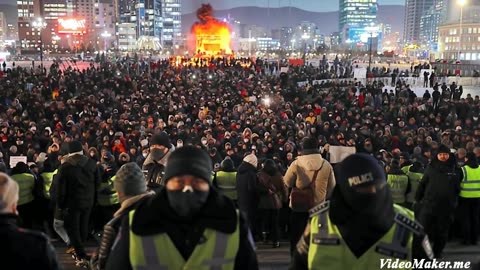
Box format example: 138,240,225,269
97,176,120,206
129,210,240,270
11,173,35,206
460,166,480,198
215,171,238,200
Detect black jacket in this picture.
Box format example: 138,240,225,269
236,161,258,214
416,154,460,214
56,154,100,209
105,188,258,270
0,213,60,270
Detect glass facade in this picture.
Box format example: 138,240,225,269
339,0,378,43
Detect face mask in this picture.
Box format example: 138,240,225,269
434,128,440,132
474,117,478,121
177,143,183,148
109,131,114,136
90,152,95,157
167,186,209,218
150,148,165,160
207,120,212,125
201,140,207,145
142,152,148,158
244,138,249,143
16,141,23,145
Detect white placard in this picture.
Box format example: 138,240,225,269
328,146,356,164
9,156,27,168
280,67,289,73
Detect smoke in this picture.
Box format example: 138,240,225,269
196,4,214,23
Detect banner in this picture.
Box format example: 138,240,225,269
9,156,27,168
328,146,356,164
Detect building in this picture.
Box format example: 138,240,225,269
339,0,377,43
137,0,163,44
0,12,6,41
6,24,17,40
161,0,181,49
117,22,136,50
95,0,117,50
404,0,436,43
280,27,293,49
420,0,446,49
256,37,280,52
438,0,480,61
17,0,42,53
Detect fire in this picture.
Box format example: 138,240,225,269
191,4,232,56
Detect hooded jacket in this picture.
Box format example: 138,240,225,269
284,152,336,204
56,154,100,209
142,146,173,190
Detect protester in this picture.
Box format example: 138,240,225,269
142,131,173,192
236,153,259,238
90,162,154,270
105,146,258,270
416,144,460,257
0,172,60,270
256,159,287,248
56,140,100,266
10,161,37,228
284,137,335,255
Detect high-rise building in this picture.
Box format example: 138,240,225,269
404,0,436,43
17,0,42,53
161,0,181,48
137,0,162,40
95,0,116,50
420,0,446,47
339,0,377,43
0,12,6,41
280,27,293,49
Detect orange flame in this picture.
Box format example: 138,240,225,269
191,4,232,55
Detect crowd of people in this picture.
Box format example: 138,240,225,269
0,56,480,269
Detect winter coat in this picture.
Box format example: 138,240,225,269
142,147,171,191
0,213,60,270
236,161,258,214
256,170,287,209
104,188,258,270
284,152,336,205
416,154,460,214
56,153,100,209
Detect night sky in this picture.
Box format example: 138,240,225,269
0,0,405,11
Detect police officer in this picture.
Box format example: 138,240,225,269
95,152,120,232
105,146,258,270
386,159,409,207
213,157,238,205
458,152,480,245
292,153,433,269
402,161,425,210
10,162,37,228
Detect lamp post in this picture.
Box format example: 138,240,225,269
458,0,466,61
32,18,47,72
365,23,378,76
101,31,112,52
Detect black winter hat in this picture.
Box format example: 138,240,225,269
150,132,170,147
335,153,386,190
437,144,450,154
164,146,213,183
68,140,83,154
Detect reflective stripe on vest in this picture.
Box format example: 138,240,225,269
460,166,480,198
387,174,409,204
404,167,423,203
11,173,35,206
308,204,414,270
98,176,120,206
40,169,57,199
215,171,237,201
129,210,240,270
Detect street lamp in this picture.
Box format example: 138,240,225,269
101,31,112,52
365,23,378,75
32,18,47,71
458,0,467,60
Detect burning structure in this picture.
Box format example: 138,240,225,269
191,4,232,56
